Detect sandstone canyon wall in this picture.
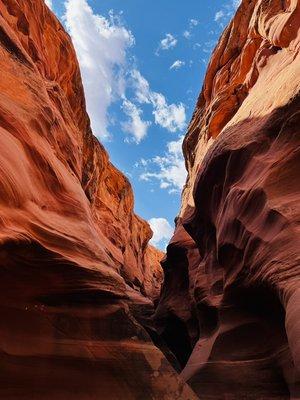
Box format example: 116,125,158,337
155,0,300,399
0,1,198,399
1,0,299,399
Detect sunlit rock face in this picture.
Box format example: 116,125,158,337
156,0,300,398
0,1,199,398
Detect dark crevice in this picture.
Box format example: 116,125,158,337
161,314,193,368
0,25,32,67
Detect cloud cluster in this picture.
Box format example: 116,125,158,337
190,19,199,26
63,1,185,143
148,218,174,247
183,18,199,40
64,0,134,139
131,70,186,133
170,60,185,70
192,0,240,63
156,33,177,54
140,136,187,193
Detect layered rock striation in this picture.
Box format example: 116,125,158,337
0,1,198,398
156,0,300,399
1,0,299,398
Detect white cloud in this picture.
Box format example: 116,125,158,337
148,218,174,247
190,19,199,26
121,99,151,143
170,60,185,70
215,10,224,21
151,93,186,132
131,69,186,132
45,0,53,8
156,33,177,54
183,30,191,39
63,1,186,142
140,136,187,193
160,33,177,50
160,182,170,189
64,0,134,139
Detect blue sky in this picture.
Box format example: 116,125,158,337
46,0,240,249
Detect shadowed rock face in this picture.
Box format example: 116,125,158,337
0,1,199,399
156,0,300,399
1,0,299,398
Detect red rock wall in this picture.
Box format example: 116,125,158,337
0,0,163,300
0,1,199,398
156,0,300,398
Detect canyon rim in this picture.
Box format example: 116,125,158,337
0,0,299,399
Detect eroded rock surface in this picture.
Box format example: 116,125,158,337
156,0,300,399
0,1,198,398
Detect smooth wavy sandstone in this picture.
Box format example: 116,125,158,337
156,0,300,399
0,1,199,399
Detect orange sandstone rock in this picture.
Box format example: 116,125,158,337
0,1,199,399
157,0,300,399
0,0,163,300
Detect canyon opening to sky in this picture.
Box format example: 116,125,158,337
0,0,299,399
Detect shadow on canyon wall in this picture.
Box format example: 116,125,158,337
152,98,300,399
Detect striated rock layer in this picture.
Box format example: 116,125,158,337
0,1,198,399
156,0,300,399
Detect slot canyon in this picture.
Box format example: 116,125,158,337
0,0,299,399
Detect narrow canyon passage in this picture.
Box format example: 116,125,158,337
0,0,299,399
